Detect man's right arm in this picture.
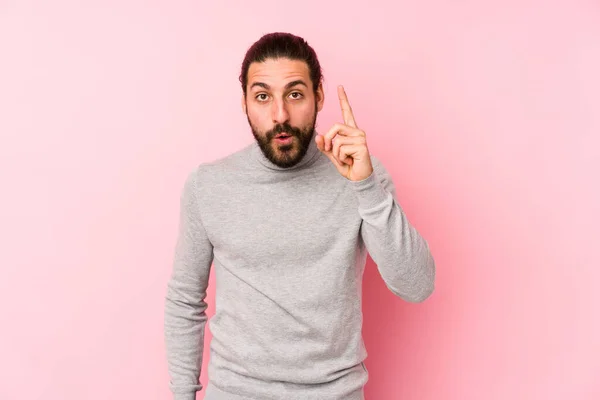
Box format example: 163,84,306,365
164,168,214,400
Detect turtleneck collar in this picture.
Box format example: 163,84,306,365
250,129,322,171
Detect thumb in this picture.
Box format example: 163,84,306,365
315,134,345,167
315,134,334,160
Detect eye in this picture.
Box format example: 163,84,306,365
256,93,268,102
289,92,303,99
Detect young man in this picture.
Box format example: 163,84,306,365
164,32,435,400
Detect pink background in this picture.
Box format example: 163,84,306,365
1,1,599,399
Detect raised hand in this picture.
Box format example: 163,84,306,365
315,85,373,181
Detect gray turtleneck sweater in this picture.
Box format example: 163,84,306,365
164,130,435,400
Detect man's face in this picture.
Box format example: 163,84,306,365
242,58,324,168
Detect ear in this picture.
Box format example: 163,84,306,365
316,81,325,112
241,94,247,114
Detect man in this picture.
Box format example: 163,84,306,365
164,32,435,400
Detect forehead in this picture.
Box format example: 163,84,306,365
247,58,310,90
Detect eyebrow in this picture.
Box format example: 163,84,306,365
250,79,308,91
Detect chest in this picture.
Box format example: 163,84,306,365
199,173,363,265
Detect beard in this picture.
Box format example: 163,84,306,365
247,102,318,169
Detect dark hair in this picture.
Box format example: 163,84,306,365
239,32,323,97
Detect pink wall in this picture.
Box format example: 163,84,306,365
1,1,598,399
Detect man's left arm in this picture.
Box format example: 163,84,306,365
315,85,435,303
349,156,435,303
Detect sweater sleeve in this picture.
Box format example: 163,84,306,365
164,168,214,400
349,156,435,303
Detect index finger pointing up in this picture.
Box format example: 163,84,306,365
338,85,358,128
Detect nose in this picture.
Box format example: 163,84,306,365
271,97,290,124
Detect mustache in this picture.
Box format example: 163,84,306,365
268,123,302,139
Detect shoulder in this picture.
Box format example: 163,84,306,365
369,154,384,171
188,143,253,184
181,143,255,202
368,154,392,180
368,154,399,196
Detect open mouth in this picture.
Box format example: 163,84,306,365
275,135,294,145
274,134,293,145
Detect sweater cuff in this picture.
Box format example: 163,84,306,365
349,169,389,210
174,392,197,400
